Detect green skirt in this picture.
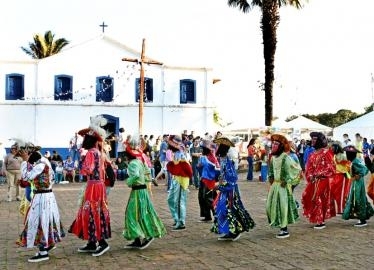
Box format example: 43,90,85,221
123,189,166,240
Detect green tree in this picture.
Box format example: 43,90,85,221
227,0,305,126
21,30,69,59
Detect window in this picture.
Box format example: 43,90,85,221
180,79,196,104
135,77,153,103
54,75,73,100
5,73,24,100
96,76,114,102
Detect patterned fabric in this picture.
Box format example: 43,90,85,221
266,152,300,228
211,157,255,234
342,158,374,221
69,148,111,242
331,153,351,214
123,159,166,240
302,148,336,224
18,193,65,248
18,160,64,249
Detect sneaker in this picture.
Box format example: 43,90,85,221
28,252,49,263
354,221,367,227
231,233,241,241
276,230,290,239
16,196,21,201
92,244,110,257
171,225,186,231
77,244,97,253
7,198,12,202
124,239,142,249
139,238,154,250
218,234,232,241
313,223,326,230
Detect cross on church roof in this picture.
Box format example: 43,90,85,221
99,22,108,33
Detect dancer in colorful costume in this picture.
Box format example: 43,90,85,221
197,139,220,222
330,141,351,214
266,134,301,238
211,136,255,241
69,116,111,257
123,138,166,249
17,142,64,263
342,145,374,227
166,135,193,231
302,132,336,229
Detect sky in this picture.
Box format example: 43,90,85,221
1,0,374,127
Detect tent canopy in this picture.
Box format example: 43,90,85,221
333,111,374,141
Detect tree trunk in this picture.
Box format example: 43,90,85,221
261,1,279,126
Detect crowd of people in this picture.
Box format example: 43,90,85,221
4,120,374,263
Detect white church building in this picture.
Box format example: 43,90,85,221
0,35,220,156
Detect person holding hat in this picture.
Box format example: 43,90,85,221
166,135,193,231
211,136,255,241
196,139,220,222
69,115,111,257
17,146,64,263
342,145,374,227
302,131,336,230
122,138,166,249
266,134,301,239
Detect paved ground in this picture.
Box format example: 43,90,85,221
1,172,374,270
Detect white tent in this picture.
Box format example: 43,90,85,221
333,112,374,141
287,116,332,139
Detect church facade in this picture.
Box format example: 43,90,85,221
0,35,219,154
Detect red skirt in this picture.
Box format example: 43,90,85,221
69,180,111,242
302,178,336,224
330,173,351,214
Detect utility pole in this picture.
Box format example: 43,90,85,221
122,39,163,134
371,73,374,111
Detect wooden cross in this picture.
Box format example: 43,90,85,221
99,22,108,33
122,38,163,134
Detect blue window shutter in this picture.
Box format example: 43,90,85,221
54,75,73,100
6,74,24,100
180,79,196,104
135,77,153,103
96,76,114,102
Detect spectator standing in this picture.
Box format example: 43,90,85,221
54,161,64,184
69,132,82,163
297,139,306,171
116,127,126,159
190,138,203,188
246,138,260,181
3,143,22,201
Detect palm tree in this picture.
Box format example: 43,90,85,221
228,0,304,126
21,30,69,59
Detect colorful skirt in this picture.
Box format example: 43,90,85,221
123,189,166,240
18,192,65,248
343,179,374,221
211,185,255,235
266,183,299,228
69,180,111,242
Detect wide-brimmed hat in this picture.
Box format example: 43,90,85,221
78,115,109,142
343,145,362,153
213,136,235,147
271,134,290,152
167,135,183,151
